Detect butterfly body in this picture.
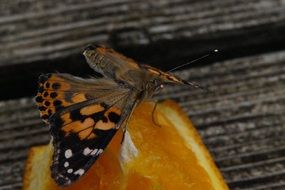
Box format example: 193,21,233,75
83,45,186,99
35,45,192,186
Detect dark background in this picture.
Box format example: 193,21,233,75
0,0,285,189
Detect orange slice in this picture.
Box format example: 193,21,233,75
23,100,229,190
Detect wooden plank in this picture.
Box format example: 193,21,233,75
1,0,285,99
0,50,284,189
1,0,285,65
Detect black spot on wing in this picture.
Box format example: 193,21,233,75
108,112,121,123
48,109,52,115
68,108,108,123
53,100,62,106
53,100,64,111
50,92,58,98
43,91,49,97
39,106,47,111
45,82,50,88
102,116,108,123
52,82,61,90
35,96,44,103
93,128,117,148
41,114,49,120
70,109,85,121
90,110,106,122
44,101,50,106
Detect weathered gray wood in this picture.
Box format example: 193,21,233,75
1,0,285,189
1,0,285,100
1,0,285,65
0,50,284,189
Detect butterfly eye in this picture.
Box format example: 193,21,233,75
150,79,159,85
150,79,164,91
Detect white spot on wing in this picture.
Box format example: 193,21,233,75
90,148,98,156
83,147,92,156
67,169,73,173
65,149,72,158
74,169,85,176
64,161,69,167
90,148,103,156
97,149,103,155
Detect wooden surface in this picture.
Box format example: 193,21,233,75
1,0,285,100
1,50,285,190
0,0,285,190
1,0,285,66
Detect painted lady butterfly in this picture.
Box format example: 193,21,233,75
35,44,201,186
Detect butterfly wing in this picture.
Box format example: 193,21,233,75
35,73,137,186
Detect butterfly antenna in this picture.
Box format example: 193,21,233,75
168,49,219,72
182,80,210,92
168,49,219,92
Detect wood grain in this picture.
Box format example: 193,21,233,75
1,0,285,66
1,0,285,189
0,50,285,189
1,0,285,99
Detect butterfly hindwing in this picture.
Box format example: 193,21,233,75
35,73,135,186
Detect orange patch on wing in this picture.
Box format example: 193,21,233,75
72,93,87,103
60,113,72,125
95,120,115,130
62,118,96,140
48,75,72,90
85,106,122,130
80,104,105,116
105,106,121,116
79,130,96,140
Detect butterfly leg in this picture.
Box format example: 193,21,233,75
121,125,127,144
119,99,139,144
151,100,163,128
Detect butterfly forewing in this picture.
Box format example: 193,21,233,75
50,101,123,185
35,73,136,186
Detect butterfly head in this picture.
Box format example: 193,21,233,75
141,63,206,91
142,64,185,84
143,70,185,98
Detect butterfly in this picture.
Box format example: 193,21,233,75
35,44,202,186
